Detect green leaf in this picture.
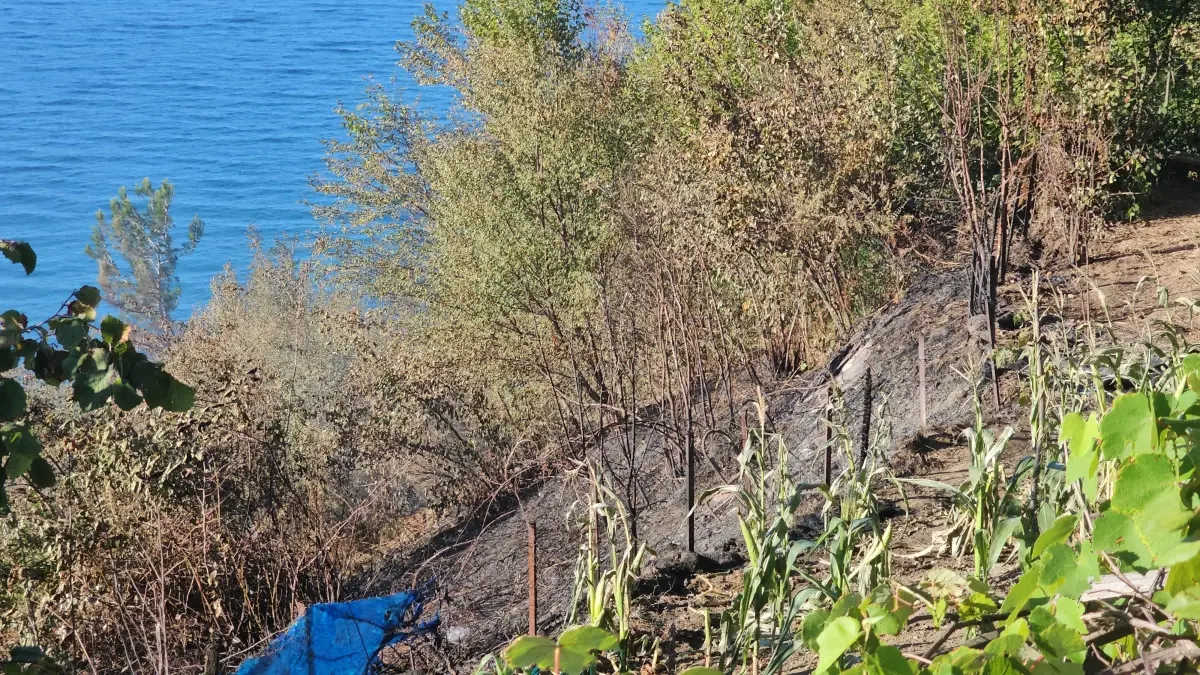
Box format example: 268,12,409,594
0,347,16,372
50,317,87,350
100,316,128,346
1033,514,1080,559
1094,454,1200,569
815,616,860,674
0,378,26,422
1166,552,1200,595
74,285,101,308
1034,622,1085,662
864,646,915,675
1062,413,1100,501
679,669,725,675
1166,588,1200,619
1053,597,1086,634
557,626,618,654
1000,565,1040,616
1100,393,1157,460
801,609,830,650
503,636,556,670
2,425,42,479
0,241,37,275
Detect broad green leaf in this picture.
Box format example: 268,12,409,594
1166,587,1200,619
1034,622,1085,662
984,619,1028,657
0,378,26,422
100,316,128,346
1166,552,1200,595
0,241,36,275
679,669,724,675
801,609,830,650
1000,565,1040,616
1033,514,1079,559
1061,413,1100,500
957,592,998,622
74,285,101,308
135,362,194,412
503,636,556,670
815,616,860,674
50,317,87,350
1053,597,1086,634
1100,393,1157,460
557,626,618,653
2,425,41,479
865,646,916,675
1094,454,1200,569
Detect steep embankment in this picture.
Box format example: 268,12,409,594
370,182,1200,668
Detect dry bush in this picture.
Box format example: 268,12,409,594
0,239,506,674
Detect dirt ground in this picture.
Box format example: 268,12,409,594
368,180,1200,673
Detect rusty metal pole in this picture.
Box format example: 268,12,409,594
918,334,927,429
527,522,537,635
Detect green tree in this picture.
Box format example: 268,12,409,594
85,178,204,333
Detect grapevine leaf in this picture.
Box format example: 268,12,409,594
1166,587,1200,619
557,626,618,654
1094,454,1200,569
815,616,860,674
864,646,915,675
502,636,556,670
1033,514,1080,559
1100,393,1157,460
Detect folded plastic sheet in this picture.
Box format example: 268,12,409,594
234,588,439,675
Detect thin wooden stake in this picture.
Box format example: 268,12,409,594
824,385,833,487
918,334,927,429
528,522,537,635
739,409,748,449
686,408,695,553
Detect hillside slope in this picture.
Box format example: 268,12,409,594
368,181,1200,669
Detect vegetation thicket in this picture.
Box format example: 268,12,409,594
3,0,1200,671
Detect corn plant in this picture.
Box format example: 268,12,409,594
800,386,898,601
901,423,1029,579
567,462,647,660
699,401,822,675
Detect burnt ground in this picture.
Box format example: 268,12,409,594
363,180,1200,673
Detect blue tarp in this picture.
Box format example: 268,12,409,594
234,588,439,675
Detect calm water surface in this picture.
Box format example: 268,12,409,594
1,0,662,320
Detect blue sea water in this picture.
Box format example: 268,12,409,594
0,0,662,321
